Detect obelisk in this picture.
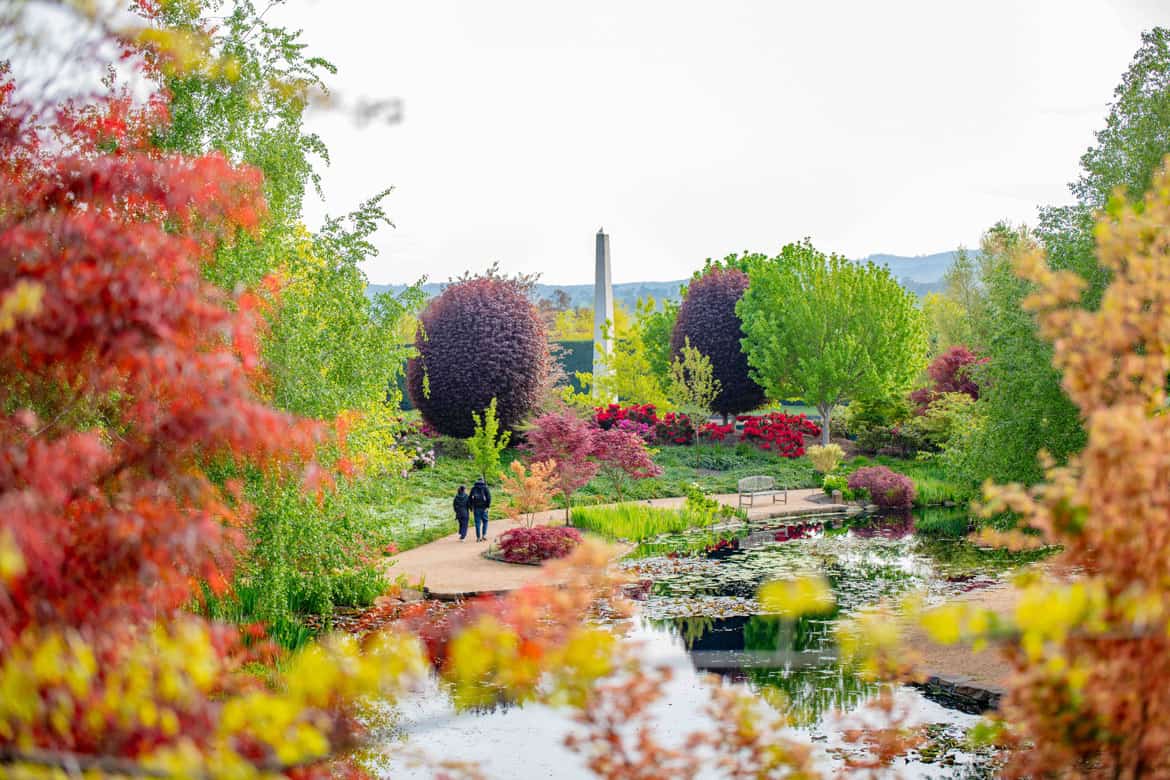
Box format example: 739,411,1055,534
592,228,614,396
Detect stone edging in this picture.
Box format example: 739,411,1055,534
912,675,1003,714
480,548,544,567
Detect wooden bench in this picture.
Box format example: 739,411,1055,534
737,475,787,509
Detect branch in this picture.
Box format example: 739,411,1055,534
0,746,332,778
0,747,170,777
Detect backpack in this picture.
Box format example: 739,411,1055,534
470,483,490,509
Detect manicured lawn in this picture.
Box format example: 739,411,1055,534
576,443,819,504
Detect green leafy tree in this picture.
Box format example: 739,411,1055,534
468,397,512,482
136,0,421,637
149,0,334,291
581,316,672,407
961,29,1170,486
637,295,680,386
957,224,1086,486
668,337,721,422
737,241,927,445
265,205,421,420
922,246,985,353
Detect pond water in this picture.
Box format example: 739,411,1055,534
382,509,1042,778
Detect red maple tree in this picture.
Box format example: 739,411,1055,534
0,75,322,639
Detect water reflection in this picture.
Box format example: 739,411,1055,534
381,508,1026,777
649,611,880,726
627,507,1051,727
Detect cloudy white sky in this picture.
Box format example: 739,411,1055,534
268,0,1168,285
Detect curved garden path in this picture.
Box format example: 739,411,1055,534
384,488,848,599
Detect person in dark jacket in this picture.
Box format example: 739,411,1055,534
469,477,492,542
453,485,470,541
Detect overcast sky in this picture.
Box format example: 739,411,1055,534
267,0,1168,285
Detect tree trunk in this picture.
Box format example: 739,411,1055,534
818,404,832,446
564,494,572,526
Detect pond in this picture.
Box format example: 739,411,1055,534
382,509,1045,778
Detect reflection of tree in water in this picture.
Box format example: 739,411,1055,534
914,536,1054,578
847,511,916,539
655,611,880,727
672,615,716,649
742,615,880,726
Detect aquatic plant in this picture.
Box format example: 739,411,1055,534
570,503,717,541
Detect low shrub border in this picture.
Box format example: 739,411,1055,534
491,526,583,565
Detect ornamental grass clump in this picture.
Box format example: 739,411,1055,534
496,526,582,564
570,503,717,541
846,466,916,510
807,443,845,474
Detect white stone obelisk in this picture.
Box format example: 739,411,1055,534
592,228,614,397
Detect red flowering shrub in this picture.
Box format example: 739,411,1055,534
655,411,696,445
737,413,820,457
595,402,658,429
671,266,766,417
407,276,550,437
846,466,916,509
497,526,583,564
698,421,735,442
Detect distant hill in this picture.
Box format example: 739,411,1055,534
366,251,961,306
859,251,961,284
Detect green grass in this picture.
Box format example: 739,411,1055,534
570,502,719,541
913,507,973,537
576,443,818,504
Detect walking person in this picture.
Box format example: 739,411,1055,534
469,477,491,542
453,485,470,541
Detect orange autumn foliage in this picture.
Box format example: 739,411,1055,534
501,458,558,527
971,162,1170,777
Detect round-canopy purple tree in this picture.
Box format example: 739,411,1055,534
407,277,550,437
670,266,766,418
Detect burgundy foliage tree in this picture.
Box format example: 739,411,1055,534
496,526,582,564
527,411,662,520
847,466,916,510
909,345,988,410
594,427,662,501
670,266,766,419
407,276,551,437
525,410,601,522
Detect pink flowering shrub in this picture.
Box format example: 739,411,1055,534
846,466,916,509
497,526,583,564
594,403,658,430
614,418,656,442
